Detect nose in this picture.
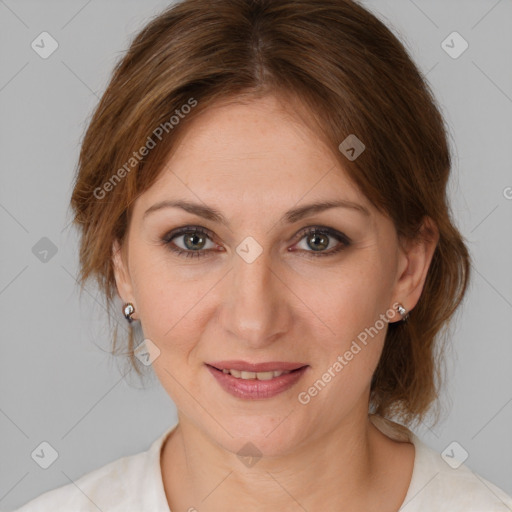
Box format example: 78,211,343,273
219,246,292,349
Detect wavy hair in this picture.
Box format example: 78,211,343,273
70,0,471,426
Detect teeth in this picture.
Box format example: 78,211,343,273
222,369,292,380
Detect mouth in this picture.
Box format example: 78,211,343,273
205,361,309,399
207,360,307,378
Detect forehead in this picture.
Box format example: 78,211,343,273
134,95,372,220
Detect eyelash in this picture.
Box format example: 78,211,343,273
161,225,351,260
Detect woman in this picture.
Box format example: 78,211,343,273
15,0,512,510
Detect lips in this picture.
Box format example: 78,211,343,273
206,361,309,399
207,360,307,372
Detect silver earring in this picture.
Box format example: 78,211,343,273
397,303,409,322
123,302,135,322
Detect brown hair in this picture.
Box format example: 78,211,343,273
69,0,471,426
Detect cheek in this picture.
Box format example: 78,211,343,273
296,251,393,391
129,249,201,350
131,237,394,363
297,250,392,344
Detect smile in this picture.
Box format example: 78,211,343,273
220,369,292,380
205,362,309,399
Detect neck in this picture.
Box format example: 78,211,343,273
160,409,412,511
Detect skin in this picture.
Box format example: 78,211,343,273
113,93,439,511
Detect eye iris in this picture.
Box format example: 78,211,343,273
308,232,329,251
184,232,206,250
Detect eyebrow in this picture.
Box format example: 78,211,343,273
143,198,370,226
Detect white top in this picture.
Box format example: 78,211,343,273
14,415,512,511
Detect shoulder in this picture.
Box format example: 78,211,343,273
14,452,145,512
403,433,512,511
369,414,512,511
13,427,175,512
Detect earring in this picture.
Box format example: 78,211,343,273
123,302,135,322
396,303,409,322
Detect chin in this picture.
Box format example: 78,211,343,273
208,413,307,459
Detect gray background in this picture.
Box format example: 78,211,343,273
1,0,511,509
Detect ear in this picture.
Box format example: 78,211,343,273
389,216,439,323
112,239,135,306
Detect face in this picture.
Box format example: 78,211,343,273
113,94,428,457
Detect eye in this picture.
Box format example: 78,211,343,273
162,226,218,259
291,226,351,258
161,225,351,260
